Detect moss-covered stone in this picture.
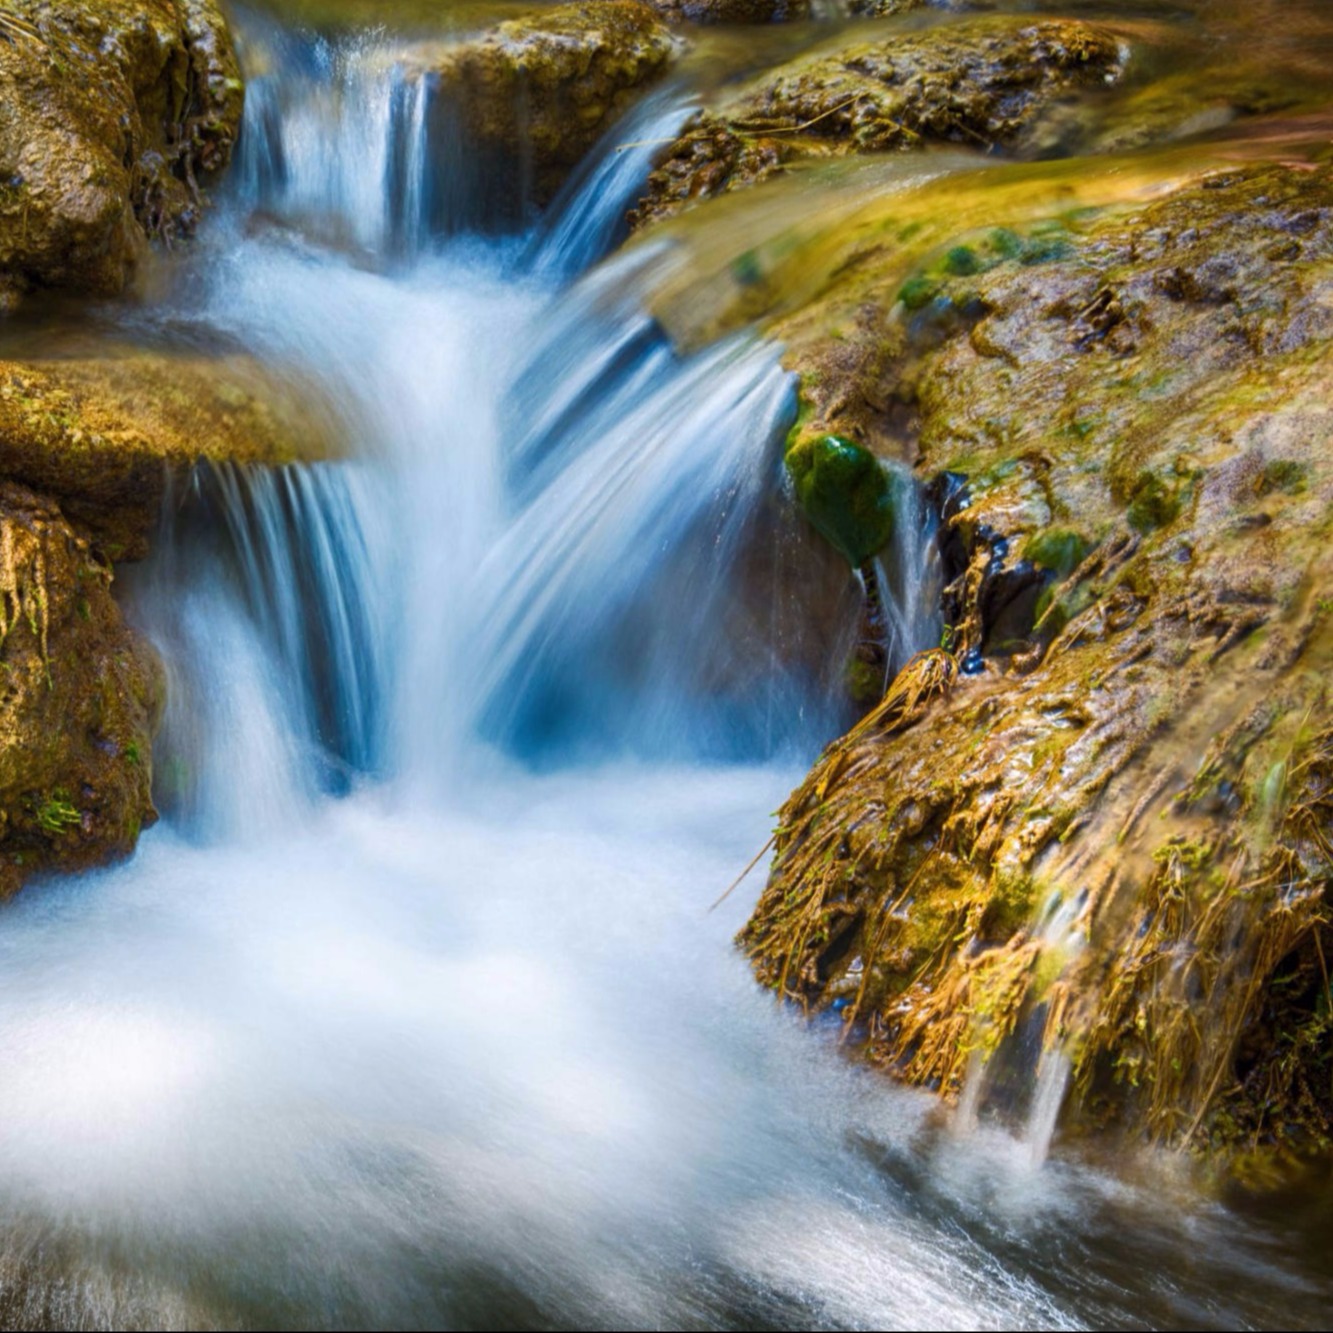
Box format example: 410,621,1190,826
0,345,340,559
401,1,682,208
786,432,898,569
644,0,809,21
630,16,1126,229
741,161,1333,1181
0,482,162,898
0,0,243,304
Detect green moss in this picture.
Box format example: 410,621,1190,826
1127,471,1184,534
898,274,941,311
942,245,981,277
786,433,901,568
1024,527,1091,577
34,791,80,837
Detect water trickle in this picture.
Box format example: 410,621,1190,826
526,90,697,279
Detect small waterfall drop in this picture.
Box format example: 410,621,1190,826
4,12,1292,1333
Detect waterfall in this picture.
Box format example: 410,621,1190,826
4,13,1300,1333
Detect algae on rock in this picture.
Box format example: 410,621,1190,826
400,1,683,212
0,0,243,304
0,481,162,897
630,15,1127,229
741,161,1333,1180
0,345,341,560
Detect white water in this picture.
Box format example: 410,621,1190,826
0,21,1326,1332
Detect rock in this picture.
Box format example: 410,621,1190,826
401,1,682,211
630,16,1126,228
740,162,1333,1179
0,344,339,560
643,0,810,23
0,0,243,304
0,481,163,897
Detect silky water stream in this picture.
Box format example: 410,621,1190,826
0,13,1330,1331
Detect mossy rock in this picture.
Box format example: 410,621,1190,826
742,162,1333,1182
0,343,341,559
630,15,1126,229
786,432,899,568
644,0,809,21
400,1,683,208
0,482,162,898
0,0,243,304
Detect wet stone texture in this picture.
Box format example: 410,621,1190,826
0,481,162,897
0,347,341,561
742,162,1333,1184
0,0,243,305
402,0,683,214
630,15,1127,229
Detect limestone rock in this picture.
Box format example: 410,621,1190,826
402,1,683,211
0,481,162,897
742,163,1333,1178
0,345,339,560
630,16,1125,228
0,0,243,304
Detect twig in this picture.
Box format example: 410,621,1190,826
709,833,776,913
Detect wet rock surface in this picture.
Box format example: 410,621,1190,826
0,481,162,897
0,346,339,561
742,161,1333,1180
643,0,810,23
631,16,1126,228
403,0,683,211
0,0,243,304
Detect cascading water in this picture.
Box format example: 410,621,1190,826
0,14,1330,1333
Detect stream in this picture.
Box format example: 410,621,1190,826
0,4,1330,1328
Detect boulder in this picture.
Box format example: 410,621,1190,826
630,16,1126,228
401,1,683,212
741,162,1333,1181
0,0,243,304
0,345,338,560
0,481,163,897
643,0,810,23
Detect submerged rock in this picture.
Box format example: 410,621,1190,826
402,1,682,210
742,162,1333,1181
0,481,162,897
0,346,339,560
630,16,1126,228
0,0,243,304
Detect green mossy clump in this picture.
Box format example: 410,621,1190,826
0,0,243,304
785,432,898,569
1024,527,1091,579
742,161,1333,1181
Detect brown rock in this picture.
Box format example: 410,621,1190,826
0,481,162,897
0,345,339,560
0,0,243,304
402,1,683,210
741,162,1333,1180
631,16,1126,228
